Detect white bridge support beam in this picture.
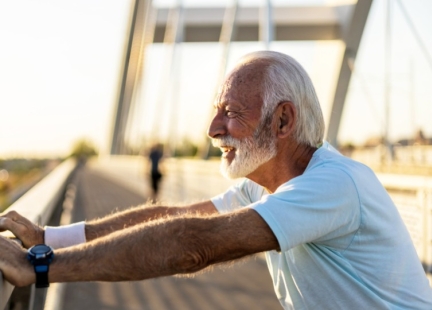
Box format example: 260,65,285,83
327,0,374,147
110,0,153,155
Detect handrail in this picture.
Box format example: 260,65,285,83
0,158,77,310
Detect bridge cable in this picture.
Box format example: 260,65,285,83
395,0,432,73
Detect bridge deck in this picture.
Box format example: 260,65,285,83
60,163,281,310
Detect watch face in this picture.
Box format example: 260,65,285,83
31,244,52,254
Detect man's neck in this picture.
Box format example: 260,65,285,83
247,143,317,193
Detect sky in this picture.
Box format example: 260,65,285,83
0,0,431,158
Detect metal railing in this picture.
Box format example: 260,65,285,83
377,173,432,284
350,145,432,171
0,159,77,310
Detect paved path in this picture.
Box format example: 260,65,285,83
61,164,282,310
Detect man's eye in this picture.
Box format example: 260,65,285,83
226,111,236,117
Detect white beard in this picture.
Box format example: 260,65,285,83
212,116,277,179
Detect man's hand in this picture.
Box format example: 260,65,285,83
0,236,34,287
0,211,44,248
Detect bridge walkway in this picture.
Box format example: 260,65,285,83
60,163,281,310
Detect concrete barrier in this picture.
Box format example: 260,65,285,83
0,159,77,310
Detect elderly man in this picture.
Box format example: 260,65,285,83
1,51,431,309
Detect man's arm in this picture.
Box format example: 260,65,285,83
84,201,217,241
0,201,218,247
0,207,279,287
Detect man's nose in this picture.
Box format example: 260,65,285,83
207,111,226,139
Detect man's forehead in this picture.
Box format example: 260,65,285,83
215,62,266,103
228,61,267,85
215,83,261,109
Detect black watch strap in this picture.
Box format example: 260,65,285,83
27,244,54,289
34,261,50,288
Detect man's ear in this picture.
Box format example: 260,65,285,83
276,101,296,138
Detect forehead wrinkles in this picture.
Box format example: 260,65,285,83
218,63,266,105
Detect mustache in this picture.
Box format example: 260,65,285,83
212,136,242,148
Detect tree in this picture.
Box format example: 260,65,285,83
69,139,98,159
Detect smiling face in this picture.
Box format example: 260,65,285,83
212,113,277,179
208,60,278,179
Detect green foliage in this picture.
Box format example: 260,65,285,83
69,139,98,159
207,143,222,157
173,139,198,157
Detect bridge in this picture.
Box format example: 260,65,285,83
2,0,432,309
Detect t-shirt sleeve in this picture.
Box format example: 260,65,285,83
211,179,266,214
250,167,361,252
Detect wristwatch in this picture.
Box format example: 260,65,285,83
27,244,54,288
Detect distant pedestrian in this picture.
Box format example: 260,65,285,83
148,143,164,202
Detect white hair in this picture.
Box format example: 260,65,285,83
239,51,325,147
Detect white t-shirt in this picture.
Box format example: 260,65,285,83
211,142,432,310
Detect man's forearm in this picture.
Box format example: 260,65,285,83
84,205,177,241
84,201,217,241
48,208,278,283
50,216,193,282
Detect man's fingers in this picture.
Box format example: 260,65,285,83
0,211,44,248
0,216,14,230
0,211,28,231
0,216,23,235
0,236,34,287
1,210,26,222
